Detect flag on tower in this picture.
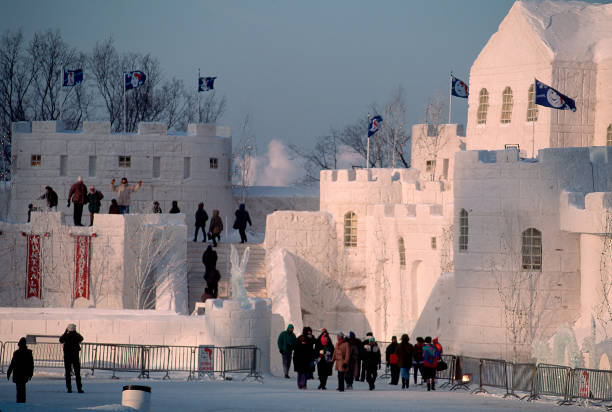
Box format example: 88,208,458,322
63,69,83,87
368,115,383,137
451,75,469,98
534,79,576,112
199,76,216,92
125,71,147,90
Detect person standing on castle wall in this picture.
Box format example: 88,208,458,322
7,337,34,403
233,203,252,243
194,203,208,242
109,199,120,214
395,334,413,389
208,209,223,247
314,329,334,390
27,204,33,223
385,335,400,385
86,186,104,226
277,324,297,379
110,177,141,214
59,323,84,393
151,201,162,213
67,177,88,226
332,332,351,392
39,186,58,211
202,245,220,298
169,200,180,213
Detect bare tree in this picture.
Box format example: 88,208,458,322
233,114,257,202
412,95,450,180
289,129,341,183
198,90,227,124
594,209,612,338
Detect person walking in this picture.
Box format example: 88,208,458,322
208,209,223,247
395,334,413,389
7,337,34,403
151,201,162,213
332,332,351,392
86,186,104,226
413,336,425,385
314,329,334,390
194,203,208,242
110,177,142,214
360,332,373,381
422,336,440,391
277,324,297,378
385,335,400,385
67,177,88,226
39,186,58,211
233,203,252,243
293,334,314,389
108,199,120,214
362,336,381,390
202,245,220,298
345,331,360,390
59,323,84,393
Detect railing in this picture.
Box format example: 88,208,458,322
0,341,262,382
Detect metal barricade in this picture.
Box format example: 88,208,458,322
478,358,509,394
221,346,261,380
452,356,481,391
437,354,455,388
567,368,612,406
508,362,536,399
535,363,572,404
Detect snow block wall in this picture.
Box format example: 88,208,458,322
0,212,187,314
9,120,233,230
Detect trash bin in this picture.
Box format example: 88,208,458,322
122,385,151,411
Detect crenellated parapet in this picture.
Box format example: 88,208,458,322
560,191,612,234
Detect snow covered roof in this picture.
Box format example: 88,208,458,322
516,0,612,63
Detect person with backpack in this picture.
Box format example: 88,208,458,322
385,335,400,385
422,336,440,391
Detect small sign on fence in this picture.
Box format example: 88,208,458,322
578,370,589,398
198,345,214,372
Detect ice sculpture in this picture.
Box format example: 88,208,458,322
230,244,251,309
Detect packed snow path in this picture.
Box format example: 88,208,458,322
0,374,580,411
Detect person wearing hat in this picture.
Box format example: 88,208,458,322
277,324,297,378
345,331,360,390
7,337,34,403
86,186,104,226
332,332,351,392
68,176,88,226
59,324,84,393
385,336,400,385
362,336,381,390
314,329,334,390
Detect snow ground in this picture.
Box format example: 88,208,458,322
0,370,592,412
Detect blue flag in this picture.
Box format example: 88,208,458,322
534,79,576,112
125,71,147,90
199,76,216,92
368,115,383,137
63,69,83,87
451,75,469,98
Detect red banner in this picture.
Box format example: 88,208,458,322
26,234,42,299
73,235,91,300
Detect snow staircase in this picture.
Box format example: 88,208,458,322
186,242,268,313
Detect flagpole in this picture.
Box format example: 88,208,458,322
123,72,127,133
198,68,201,123
366,114,370,169
448,71,452,124
59,66,64,122
532,78,536,159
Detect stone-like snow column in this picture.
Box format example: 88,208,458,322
577,234,607,339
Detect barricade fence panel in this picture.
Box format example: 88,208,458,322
460,356,482,387
536,363,571,398
480,358,508,391
568,368,612,402
437,354,455,383
510,363,536,395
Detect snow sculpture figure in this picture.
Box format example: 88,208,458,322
230,244,251,309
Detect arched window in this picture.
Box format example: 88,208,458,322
344,211,357,247
459,209,468,251
526,84,538,122
398,237,406,267
501,87,513,124
522,228,542,271
477,89,489,124
607,124,612,146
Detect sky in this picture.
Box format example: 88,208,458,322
0,0,573,183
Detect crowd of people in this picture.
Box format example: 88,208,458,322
278,325,444,392
32,178,253,249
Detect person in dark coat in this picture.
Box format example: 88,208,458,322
395,333,413,389
151,201,162,213
7,337,34,403
27,203,34,223
233,203,252,243
345,331,360,390
39,186,58,211
208,209,223,247
413,336,425,385
109,199,120,214
385,335,400,385
314,329,334,390
360,331,373,381
202,245,220,298
169,200,180,214
194,203,208,242
277,324,297,378
86,186,104,226
59,323,84,393
301,327,316,380
362,336,382,390
67,177,88,226
293,334,315,389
